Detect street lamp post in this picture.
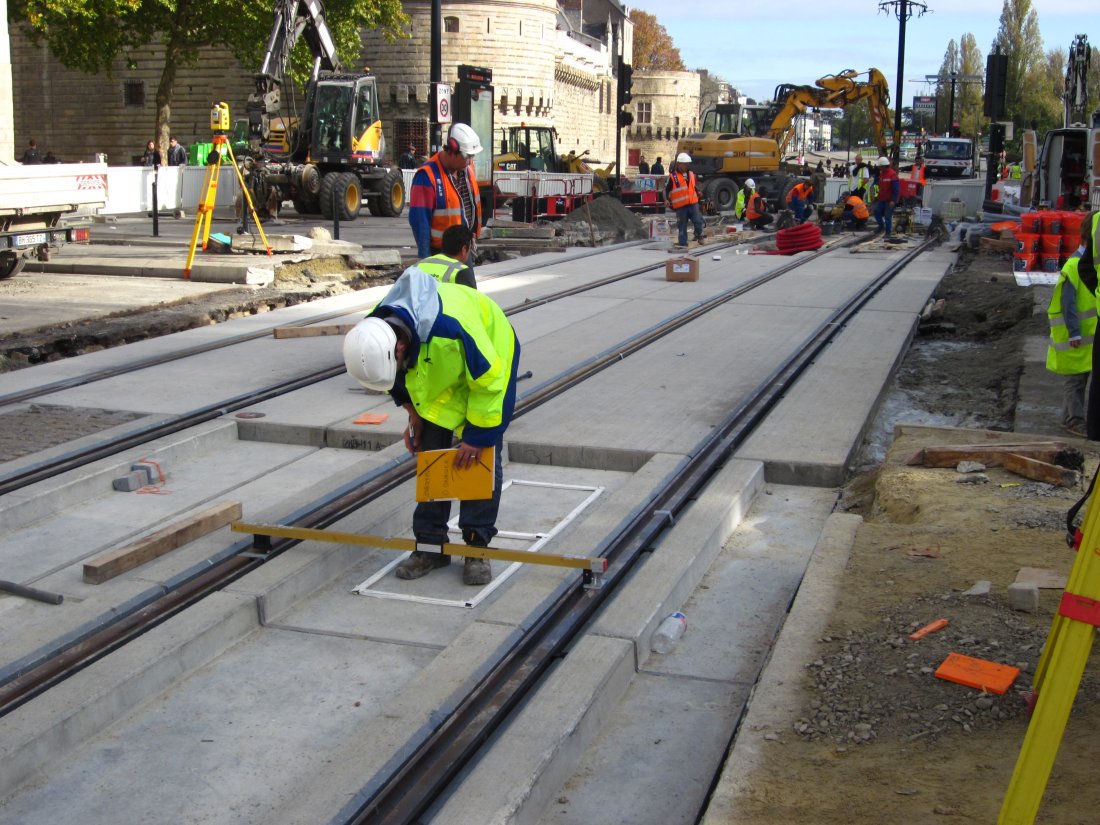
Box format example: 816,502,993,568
879,0,928,163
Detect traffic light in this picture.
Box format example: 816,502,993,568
619,59,633,107
618,110,634,128
984,52,1007,119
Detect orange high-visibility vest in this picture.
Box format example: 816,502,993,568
668,170,699,209
786,182,813,203
845,195,869,220
746,192,766,220
420,155,482,252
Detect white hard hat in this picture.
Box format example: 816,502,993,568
676,152,692,164
448,123,483,156
876,156,891,166
343,317,398,392
744,178,756,188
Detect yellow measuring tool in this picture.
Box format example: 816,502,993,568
998,480,1100,823
231,521,608,577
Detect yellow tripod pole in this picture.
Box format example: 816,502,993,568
998,479,1100,823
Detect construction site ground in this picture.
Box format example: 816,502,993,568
706,250,1100,824
2,208,1098,821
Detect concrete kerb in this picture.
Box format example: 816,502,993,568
698,511,862,825
429,457,767,824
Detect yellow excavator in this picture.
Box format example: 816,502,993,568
676,68,890,212
493,124,614,191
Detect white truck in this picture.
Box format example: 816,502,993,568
0,162,107,279
923,137,976,179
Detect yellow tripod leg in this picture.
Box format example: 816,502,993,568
998,486,1100,824
223,140,272,255
183,158,220,279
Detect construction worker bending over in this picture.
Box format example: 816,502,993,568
343,267,521,585
1048,212,1097,438
408,123,483,263
416,225,477,289
841,193,870,230
666,152,705,248
871,156,899,237
785,180,815,224
736,179,773,230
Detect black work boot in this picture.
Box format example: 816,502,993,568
462,529,493,585
395,550,451,580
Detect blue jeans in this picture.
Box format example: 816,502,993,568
790,197,810,224
872,200,895,234
412,419,503,547
676,203,704,246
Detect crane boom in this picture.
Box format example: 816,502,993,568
767,68,890,157
1065,34,1091,127
247,0,342,150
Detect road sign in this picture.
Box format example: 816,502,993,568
436,83,452,124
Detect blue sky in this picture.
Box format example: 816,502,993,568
628,0,1086,107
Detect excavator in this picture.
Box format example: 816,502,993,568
493,124,615,190
676,68,890,212
236,0,405,221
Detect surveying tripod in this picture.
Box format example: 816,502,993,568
183,103,272,279
999,461,1100,823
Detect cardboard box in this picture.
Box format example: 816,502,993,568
665,257,699,282
647,217,672,240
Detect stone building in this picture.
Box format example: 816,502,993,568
361,0,630,169
10,0,630,170
624,69,699,173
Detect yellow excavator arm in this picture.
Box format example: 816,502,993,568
768,68,890,157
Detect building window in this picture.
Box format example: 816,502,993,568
486,17,491,33
444,15,459,32
123,80,145,107
636,101,652,124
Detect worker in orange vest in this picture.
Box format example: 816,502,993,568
740,179,773,229
841,193,870,230
665,152,705,248
785,180,815,224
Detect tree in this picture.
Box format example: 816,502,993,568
629,10,685,71
991,0,1044,126
957,33,984,140
934,40,960,134
10,0,407,156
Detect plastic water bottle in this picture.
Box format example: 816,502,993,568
651,611,687,654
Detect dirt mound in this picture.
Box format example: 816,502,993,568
561,195,647,243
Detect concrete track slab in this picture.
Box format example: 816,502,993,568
510,302,835,458
435,478,837,825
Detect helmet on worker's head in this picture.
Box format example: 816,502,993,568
876,156,891,166
343,317,398,392
676,152,692,164
744,178,756,188
447,123,483,156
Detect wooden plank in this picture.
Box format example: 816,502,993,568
273,323,356,339
231,521,607,572
1000,452,1078,487
83,501,243,584
909,442,1068,467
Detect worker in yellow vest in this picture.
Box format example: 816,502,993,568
1051,211,1098,438
665,152,705,248
416,225,477,289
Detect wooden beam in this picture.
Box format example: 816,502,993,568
907,442,1068,467
83,502,243,584
1000,453,1079,487
273,324,357,339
